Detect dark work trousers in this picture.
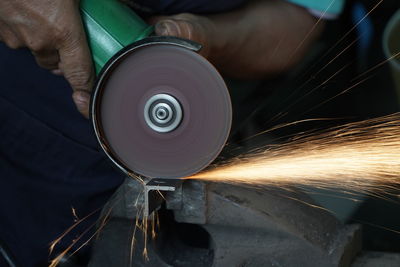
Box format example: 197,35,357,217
0,44,125,266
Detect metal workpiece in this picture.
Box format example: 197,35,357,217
144,178,182,217
98,177,183,219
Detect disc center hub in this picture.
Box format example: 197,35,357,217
144,94,183,133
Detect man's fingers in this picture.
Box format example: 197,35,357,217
51,69,63,76
58,37,94,93
59,37,94,116
57,10,94,117
32,49,60,70
72,90,90,118
155,17,197,40
57,6,94,91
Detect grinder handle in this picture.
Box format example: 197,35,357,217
80,0,154,74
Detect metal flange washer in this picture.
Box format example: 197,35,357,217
143,93,183,133
91,37,232,179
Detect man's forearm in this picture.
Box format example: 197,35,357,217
207,0,325,78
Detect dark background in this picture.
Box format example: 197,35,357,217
226,0,400,253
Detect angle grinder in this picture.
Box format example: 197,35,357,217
81,0,232,179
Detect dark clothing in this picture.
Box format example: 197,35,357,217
125,0,246,14
0,44,124,266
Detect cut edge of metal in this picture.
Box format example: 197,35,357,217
144,178,183,217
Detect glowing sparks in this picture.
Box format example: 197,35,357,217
129,208,158,264
71,207,79,222
49,208,101,256
189,114,400,195
49,177,159,267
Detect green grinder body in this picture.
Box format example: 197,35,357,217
80,0,154,73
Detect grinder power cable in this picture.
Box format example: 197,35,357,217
80,0,232,180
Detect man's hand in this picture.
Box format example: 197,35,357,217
150,0,323,79
0,0,93,117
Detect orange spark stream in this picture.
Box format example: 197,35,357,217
189,114,400,194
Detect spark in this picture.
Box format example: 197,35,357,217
49,221,97,267
269,0,383,124
243,117,346,142
351,50,400,82
49,205,115,267
283,195,334,214
189,113,400,196
142,217,149,261
285,0,336,68
50,175,159,267
304,190,364,202
71,207,79,222
301,76,371,115
309,0,383,74
352,219,400,235
128,188,162,266
129,205,143,267
151,212,158,240
49,208,101,256
314,36,361,78
271,36,360,123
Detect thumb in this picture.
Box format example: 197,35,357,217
153,14,212,58
154,19,184,37
72,90,91,118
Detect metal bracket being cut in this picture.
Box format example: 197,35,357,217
144,178,182,217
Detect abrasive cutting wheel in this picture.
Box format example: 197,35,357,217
91,38,232,179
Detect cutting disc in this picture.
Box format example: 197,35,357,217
91,41,232,179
